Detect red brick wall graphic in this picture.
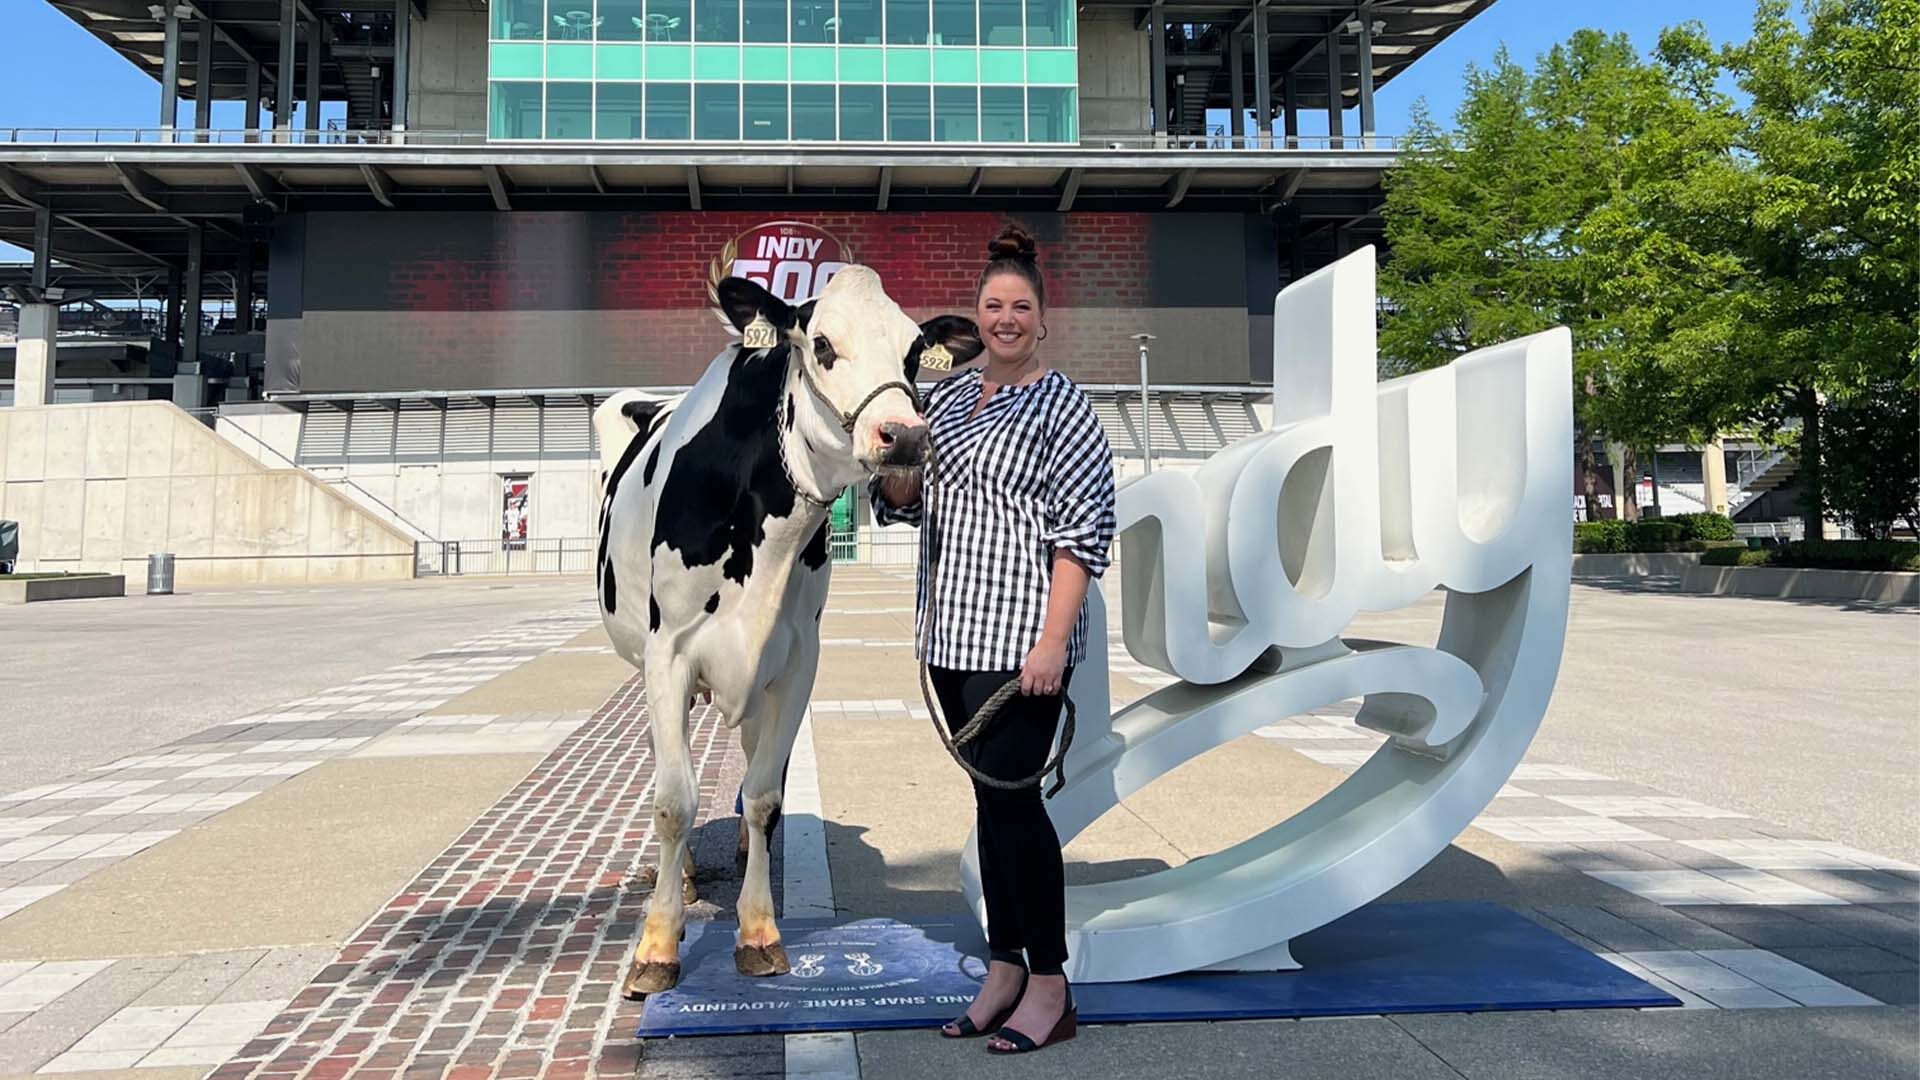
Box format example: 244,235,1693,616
295,211,1249,392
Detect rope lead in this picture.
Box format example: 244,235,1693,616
913,449,1076,798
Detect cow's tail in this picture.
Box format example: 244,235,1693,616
593,390,677,483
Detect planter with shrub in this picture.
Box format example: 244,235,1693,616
1574,513,1744,554
1700,540,1920,572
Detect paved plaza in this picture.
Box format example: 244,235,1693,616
0,573,1913,1079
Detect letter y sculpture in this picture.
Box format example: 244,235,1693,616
959,247,1575,982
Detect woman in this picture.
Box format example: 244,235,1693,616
872,224,1117,1055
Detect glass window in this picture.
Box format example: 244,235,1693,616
839,0,880,42
1027,85,1073,142
493,0,545,39
744,0,787,41
979,0,1020,45
1023,0,1070,45
490,81,544,137
839,85,884,140
548,3,597,39
595,82,644,137
696,83,741,138
744,84,788,139
791,0,833,43
695,0,739,40
981,85,1022,141
885,0,927,44
793,83,836,138
600,0,645,40
545,82,593,139
645,0,690,39
931,0,974,45
886,84,930,141
934,86,977,141
646,82,692,137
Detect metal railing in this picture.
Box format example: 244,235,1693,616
0,127,1403,152
1734,521,1806,544
416,537,597,576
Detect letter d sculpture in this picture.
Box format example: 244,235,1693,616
959,247,1574,982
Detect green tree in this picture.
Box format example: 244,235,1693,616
1378,31,1738,521
1818,381,1920,538
1659,0,1918,537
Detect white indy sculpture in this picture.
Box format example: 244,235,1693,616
960,246,1574,982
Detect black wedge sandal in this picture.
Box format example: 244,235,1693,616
985,983,1076,1055
941,951,1028,1039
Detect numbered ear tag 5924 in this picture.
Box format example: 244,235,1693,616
919,343,953,372
743,314,779,350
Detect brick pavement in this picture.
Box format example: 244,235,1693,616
205,677,737,1080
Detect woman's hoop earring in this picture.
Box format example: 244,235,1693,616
1038,325,1049,341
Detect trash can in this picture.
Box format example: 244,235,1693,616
146,552,176,595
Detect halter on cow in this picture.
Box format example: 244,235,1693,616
595,266,983,997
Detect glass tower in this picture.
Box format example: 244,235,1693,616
487,0,1077,142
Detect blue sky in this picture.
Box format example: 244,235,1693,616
0,0,1767,258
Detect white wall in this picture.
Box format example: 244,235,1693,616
408,6,489,133
1078,11,1152,139
289,398,604,543
2,402,415,586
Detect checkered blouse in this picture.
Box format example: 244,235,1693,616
869,368,1117,672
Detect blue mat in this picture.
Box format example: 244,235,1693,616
637,901,1679,1037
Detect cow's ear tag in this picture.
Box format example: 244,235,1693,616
742,314,779,350
919,343,954,372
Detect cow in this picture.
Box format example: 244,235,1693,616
595,266,983,997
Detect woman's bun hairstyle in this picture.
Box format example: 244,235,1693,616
987,224,1038,263
977,223,1046,307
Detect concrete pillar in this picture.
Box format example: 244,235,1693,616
1325,31,1343,149
17,209,58,403
1228,33,1244,142
13,306,57,407
164,267,183,353
392,0,411,133
1703,438,1729,516
1356,6,1375,148
175,226,207,410
160,6,183,132
1148,1,1167,142
193,14,214,140
307,24,323,137
244,61,262,141
1282,72,1297,148
1251,8,1270,147
276,0,296,136
1277,202,1303,285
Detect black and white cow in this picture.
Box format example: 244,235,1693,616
595,266,982,997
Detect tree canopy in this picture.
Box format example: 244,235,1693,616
1379,0,1919,536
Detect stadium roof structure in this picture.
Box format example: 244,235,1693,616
3,0,1492,294
45,0,1490,119
0,138,1401,282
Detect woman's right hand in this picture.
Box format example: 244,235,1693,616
878,470,923,508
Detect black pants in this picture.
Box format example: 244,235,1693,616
928,664,1074,976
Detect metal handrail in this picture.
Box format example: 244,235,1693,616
0,127,1404,152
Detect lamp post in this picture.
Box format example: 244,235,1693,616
1131,333,1156,474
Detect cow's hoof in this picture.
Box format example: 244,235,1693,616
683,877,698,905
627,865,657,892
735,942,791,977
622,959,681,999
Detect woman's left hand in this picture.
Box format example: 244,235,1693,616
1019,637,1069,696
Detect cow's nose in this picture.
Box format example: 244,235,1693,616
877,421,930,465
